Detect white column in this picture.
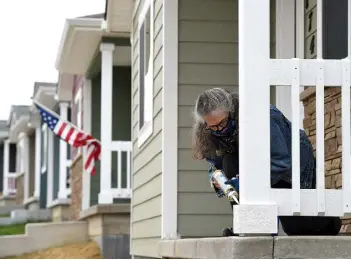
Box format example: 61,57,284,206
58,102,69,199
98,43,115,204
3,139,9,196
82,78,92,210
47,130,54,205
275,0,295,121
18,132,30,201
233,0,277,234
34,126,41,198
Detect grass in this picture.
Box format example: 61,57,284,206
0,213,11,218
0,223,26,236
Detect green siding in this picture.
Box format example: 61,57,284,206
176,0,277,238
90,66,132,207
53,134,60,200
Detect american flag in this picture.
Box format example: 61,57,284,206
33,100,101,175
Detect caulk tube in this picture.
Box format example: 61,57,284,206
212,170,239,204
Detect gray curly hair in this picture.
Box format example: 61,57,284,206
192,88,239,160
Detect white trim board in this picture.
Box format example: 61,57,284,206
161,0,178,239
137,0,154,148
82,78,92,211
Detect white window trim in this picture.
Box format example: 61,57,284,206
137,0,154,148
41,124,48,173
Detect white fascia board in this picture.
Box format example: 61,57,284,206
55,18,103,70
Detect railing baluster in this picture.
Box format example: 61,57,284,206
316,60,326,214
291,58,301,214
127,149,131,190
342,58,351,213
118,142,122,190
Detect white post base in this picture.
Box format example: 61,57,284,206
233,204,278,235
98,191,114,204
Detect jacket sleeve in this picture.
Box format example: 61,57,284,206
270,116,292,174
206,157,225,198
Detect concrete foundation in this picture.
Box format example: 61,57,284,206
159,236,351,259
80,204,130,259
23,197,40,211
0,205,24,215
51,203,71,222
0,196,17,207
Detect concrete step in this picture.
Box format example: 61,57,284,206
0,205,24,215
159,236,351,259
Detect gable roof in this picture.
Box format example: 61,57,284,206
78,13,105,19
0,120,8,132
33,81,57,96
8,105,31,126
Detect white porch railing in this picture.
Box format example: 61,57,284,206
234,0,351,234
5,173,16,195
110,141,132,199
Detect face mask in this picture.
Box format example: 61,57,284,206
211,120,236,137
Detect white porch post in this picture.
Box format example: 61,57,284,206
58,102,69,199
47,130,54,205
3,139,9,196
34,125,41,198
82,78,92,210
18,132,30,201
233,0,277,234
98,43,115,204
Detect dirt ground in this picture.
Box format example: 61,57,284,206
11,241,102,259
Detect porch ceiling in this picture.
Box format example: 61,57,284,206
32,85,57,110
9,116,32,142
55,17,131,77
55,18,104,75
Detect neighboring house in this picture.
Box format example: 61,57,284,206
6,105,34,207
55,4,133,258
0,120,11,202
30,82,72,220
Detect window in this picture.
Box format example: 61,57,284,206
138,0,154,147
41,124,48,173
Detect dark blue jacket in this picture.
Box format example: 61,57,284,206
207,105,316,197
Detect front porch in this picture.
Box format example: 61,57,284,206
55,10,133,258
30,82,72,219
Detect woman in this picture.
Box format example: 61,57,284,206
192,88,341,236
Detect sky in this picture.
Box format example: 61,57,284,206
0,0,105,120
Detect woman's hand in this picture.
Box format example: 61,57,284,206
224,175,239,192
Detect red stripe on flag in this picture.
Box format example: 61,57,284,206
65,128,75,144
57,122,67,137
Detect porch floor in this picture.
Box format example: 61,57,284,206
159,236,351,259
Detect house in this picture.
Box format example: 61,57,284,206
30,82,72,220
129,0,350,258
5,105,35,208
54,4,133,258
0,120,13,203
